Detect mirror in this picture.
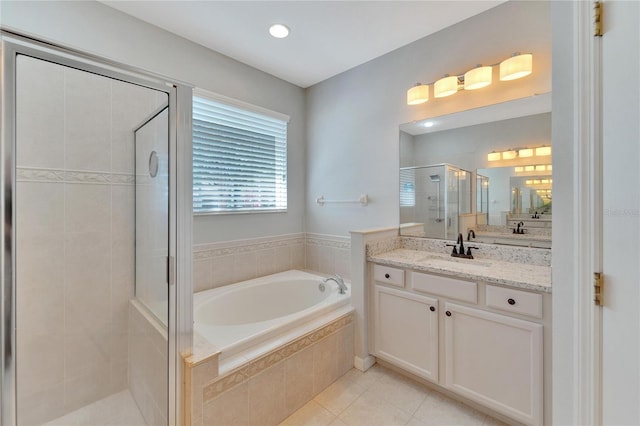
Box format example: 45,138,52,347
399,93,552,248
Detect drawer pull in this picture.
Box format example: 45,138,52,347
430,306,436,312
385,273,390,279
445,310,452,317
507,298,516,305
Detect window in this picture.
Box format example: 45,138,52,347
400,168,416,207
193,92,288,213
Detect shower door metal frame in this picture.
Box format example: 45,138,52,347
0,32,194,426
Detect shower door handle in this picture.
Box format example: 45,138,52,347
167,256,176,286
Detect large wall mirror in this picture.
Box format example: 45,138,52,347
399,93,552,248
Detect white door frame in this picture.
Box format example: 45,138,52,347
568,1,603,425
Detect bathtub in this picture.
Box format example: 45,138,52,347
194,270,352,366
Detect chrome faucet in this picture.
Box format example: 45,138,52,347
323,275,348,294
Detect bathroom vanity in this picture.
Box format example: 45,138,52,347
366,241,551,426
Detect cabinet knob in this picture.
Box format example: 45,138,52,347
445,310,452,317
430,306,436,312
507,298,516,305
384,273,390,279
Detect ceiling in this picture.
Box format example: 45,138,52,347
100,1,505,88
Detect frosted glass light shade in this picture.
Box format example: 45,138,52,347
535,165,546,171
434,75,459,98
535,146,551,156
502,150,517,160
487,152,501,161
514,166,524,172
500,53,533,81
464,66,492,90
407,84,429,105
525,165,535,172
518,148,533,158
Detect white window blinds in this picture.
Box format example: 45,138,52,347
193,95,288,213
400,168,416,207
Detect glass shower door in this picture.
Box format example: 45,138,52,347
13,53,170,425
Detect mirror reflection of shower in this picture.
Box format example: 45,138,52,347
399,163,471,239
429,174,443,223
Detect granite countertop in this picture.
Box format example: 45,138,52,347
368,248,551,293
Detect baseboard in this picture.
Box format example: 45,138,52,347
354,355,376,372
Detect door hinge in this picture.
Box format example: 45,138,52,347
594,1,603,37
594,272,603,306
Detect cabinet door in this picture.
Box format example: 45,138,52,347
373,285,438,382
443,303,543,426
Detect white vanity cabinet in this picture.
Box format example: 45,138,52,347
369,264,546,426
443,303,543,426
373,285,439,382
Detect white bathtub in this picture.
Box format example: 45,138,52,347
194,270,352,363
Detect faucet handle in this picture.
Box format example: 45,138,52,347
445,244,458,255
466,246,479,256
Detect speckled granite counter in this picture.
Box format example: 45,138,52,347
368,248,551,293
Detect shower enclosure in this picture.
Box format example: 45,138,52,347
1,34,190,426
400,164,471,239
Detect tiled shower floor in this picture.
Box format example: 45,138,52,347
279,364,508,426
43,389,146,426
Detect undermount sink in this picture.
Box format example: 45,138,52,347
417,255,493,268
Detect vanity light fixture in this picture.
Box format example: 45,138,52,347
535,146,551,156
407,52,533,105
502,150,517,160
487,151,501,162
434,75,459,98
407,83,429,105
514,164,552,173
464,65,492,90
518,148,533,158
269,24,290,39
500,53,533,81
524,165,535,172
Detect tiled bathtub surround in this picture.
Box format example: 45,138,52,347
184,313,355,426
305,233,351,279
193,234,306,292
15,55,167,424
193,233,352,293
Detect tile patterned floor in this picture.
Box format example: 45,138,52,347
43,389,146,426
279,364,508,426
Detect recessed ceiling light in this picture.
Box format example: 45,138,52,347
423,121,434,128
269,24,290,39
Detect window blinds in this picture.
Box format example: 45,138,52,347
193,95,288,213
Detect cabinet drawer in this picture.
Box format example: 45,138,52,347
485,285,542,319
410,271,477,304
373,264,405,288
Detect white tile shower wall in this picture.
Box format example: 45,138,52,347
128,300,168,426
15,56,166,424
305,234,352,280
193,234,306,293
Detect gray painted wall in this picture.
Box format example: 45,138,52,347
305,0,551,236
1,0,306,244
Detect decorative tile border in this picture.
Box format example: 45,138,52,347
17,166,134,185
305,233,351,250
201,312,353,403
193,234,305,260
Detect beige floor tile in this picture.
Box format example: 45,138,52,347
482,414,510,426
340,364,386,390
412,390,486,426
365,369,428,415
314,373,367,416
279,400,336,426
337,391,412,426
328,417,349,426
407,417,428,426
